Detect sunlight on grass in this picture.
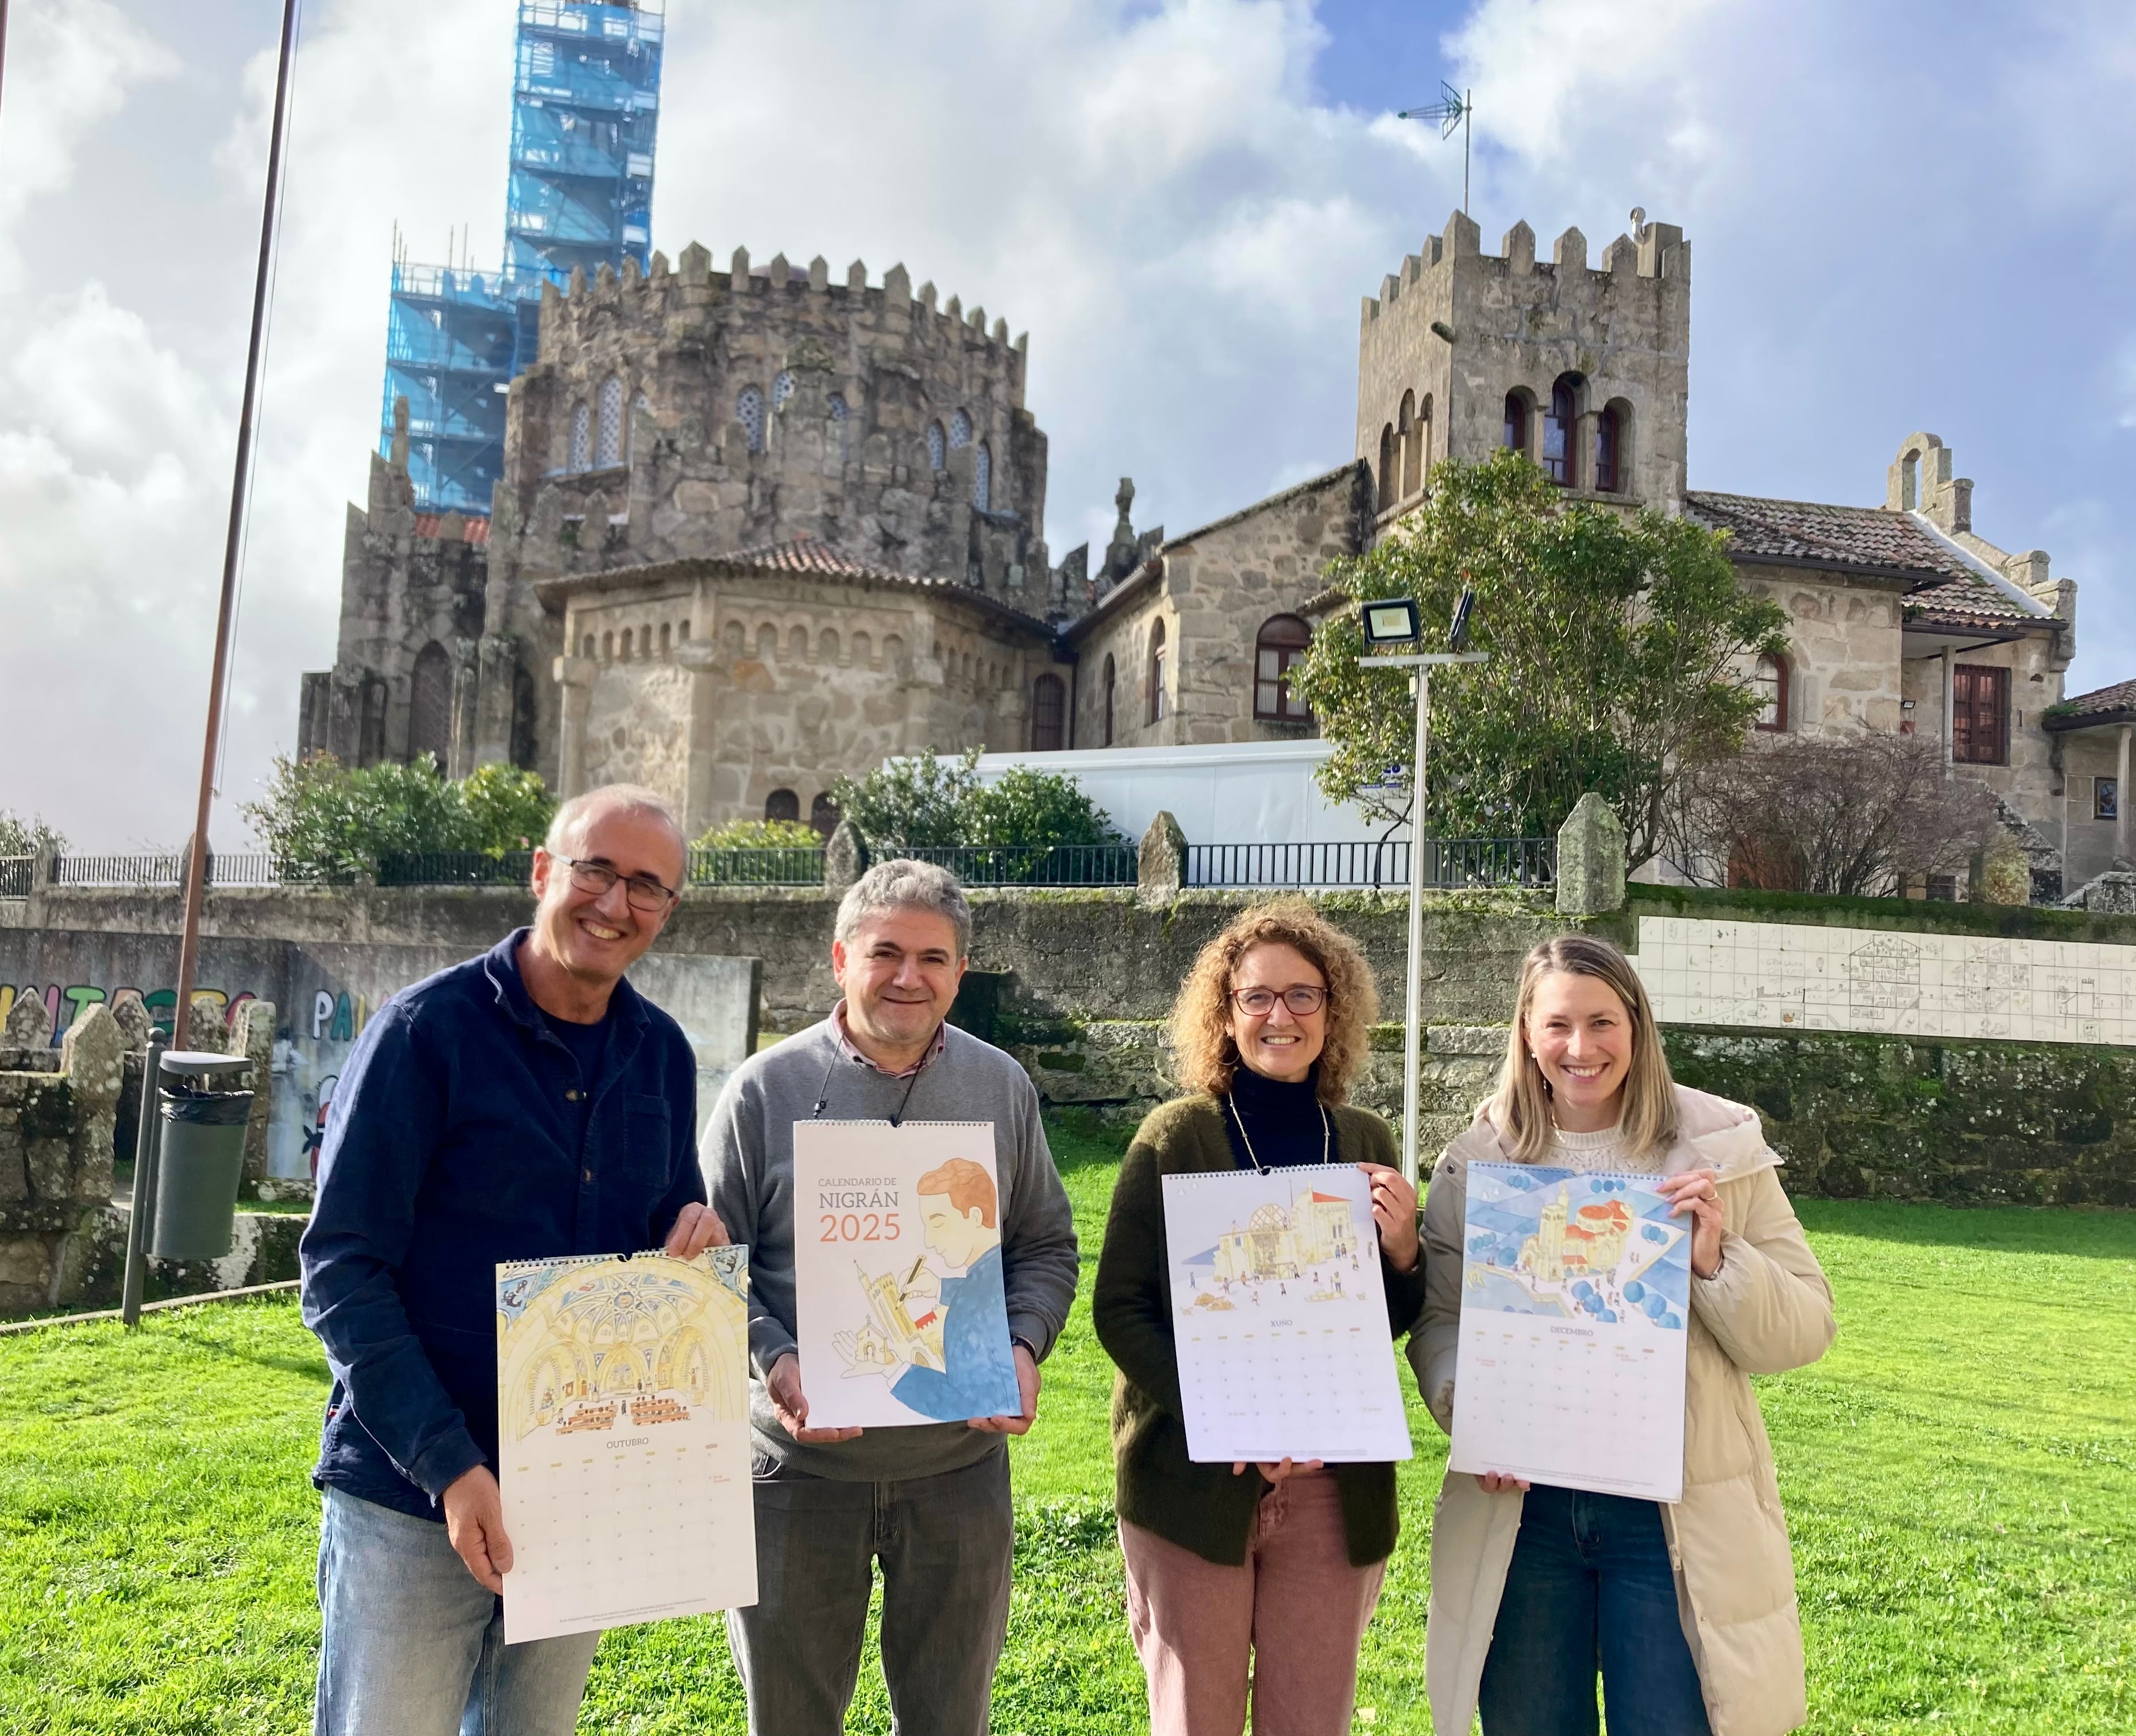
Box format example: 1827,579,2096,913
1,1117,2128,1734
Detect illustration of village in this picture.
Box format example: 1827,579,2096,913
1174,1186,1368,1313
495,1249,750,1445
1462,1169,1691,1329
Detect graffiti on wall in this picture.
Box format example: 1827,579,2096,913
0,982,261,1045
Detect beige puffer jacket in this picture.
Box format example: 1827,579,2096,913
1410,1085,1836,1736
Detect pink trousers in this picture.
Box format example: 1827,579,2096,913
1119,1471,1389,1736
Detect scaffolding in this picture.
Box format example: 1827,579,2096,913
377,1,665,515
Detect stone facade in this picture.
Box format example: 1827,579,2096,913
550,542,1064,833
1356,209,1690,523
1065,464,1374,750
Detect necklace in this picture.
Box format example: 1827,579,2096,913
1226,1089,1329,1175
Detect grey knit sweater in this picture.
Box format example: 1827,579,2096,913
700,1014,1080,1481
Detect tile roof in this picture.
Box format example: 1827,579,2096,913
412,513,491,545
2047,677,2136,729
712,536,916,583
1684,492,1971,581
1683,491,2051,632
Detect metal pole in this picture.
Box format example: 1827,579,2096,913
121,1036,167,1328
1464,90,1472,215
1401,670,1432,1185
172,0,300,1024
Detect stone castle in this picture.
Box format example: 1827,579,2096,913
297,207,2130,890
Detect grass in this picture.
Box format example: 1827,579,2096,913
1,1117,2130,1734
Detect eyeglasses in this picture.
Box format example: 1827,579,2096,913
1229,985,1330,1017
558,856,680,912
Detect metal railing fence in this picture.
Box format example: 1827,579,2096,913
0,858,30,898
54,854,186,888
688,846,825,887
882,843,1139,887
1184,838,1555,890
376,851,535,888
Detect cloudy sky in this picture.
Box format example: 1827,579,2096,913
3,0,2132,848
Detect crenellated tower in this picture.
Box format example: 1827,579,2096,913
1356,208,1691,523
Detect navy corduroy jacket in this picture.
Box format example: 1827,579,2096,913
299,929,704,1521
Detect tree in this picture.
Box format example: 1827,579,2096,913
1287,453,1790,867
827,749,1123,850
242,753,556,882
0,811,66,859
1663,731,2001,897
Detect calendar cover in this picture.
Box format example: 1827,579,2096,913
1449,1163,1691,1502
495,1247,755,1642
791,1120,1022,1430
1160,1164,1413,1464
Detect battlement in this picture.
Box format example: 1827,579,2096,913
543,242,1028,364
1360,208,1687,327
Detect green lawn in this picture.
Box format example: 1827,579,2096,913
2,1116,2130,1734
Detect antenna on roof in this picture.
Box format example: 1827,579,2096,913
1397,82,1473,216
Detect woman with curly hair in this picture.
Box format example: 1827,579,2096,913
1094,898,1424,1736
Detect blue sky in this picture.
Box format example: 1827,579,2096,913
2,0,2130,846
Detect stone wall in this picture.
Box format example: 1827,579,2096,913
0,999,125,1315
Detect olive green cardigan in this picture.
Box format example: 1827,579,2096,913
1092,1094,1428,1568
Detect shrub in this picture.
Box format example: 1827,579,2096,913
828,749,1123,850
0,811,66,858
242,753,556,882
695,818,826,850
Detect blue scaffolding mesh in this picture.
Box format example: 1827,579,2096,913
377,0,665,515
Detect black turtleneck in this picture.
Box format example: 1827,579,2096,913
1221,1062,1340,1170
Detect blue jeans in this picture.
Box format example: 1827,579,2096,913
1478,1483,1711,1736
726,1446,1013,1735
313,1488,602,1736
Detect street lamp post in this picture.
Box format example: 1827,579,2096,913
1359,593,1487,1185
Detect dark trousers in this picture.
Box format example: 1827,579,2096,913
726,1447,1013,1736
1478,1483,1712,1736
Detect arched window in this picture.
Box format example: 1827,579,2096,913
764,788,800,823
602,630,614,660
408,641,453,766
1378,423,1396,512
568,403,591,471
828,392,850,461
1595,404,1623,493
737,385,766,453
1101,653,1116,747
658,623,671,655
927,422,946,470
1543,374,1579,486
949,408,972,449
810,792,839,836
1254,615,1312,722
1399,389,1421,496
1753,654,1788,732
619,628,633,662
581,634,595,659
973,442,992,511
772,371,796,412
595,375,624,467
1502,391,1528,457
1902,449,1921,511
1031,673,1066,751
1148,618,1169,724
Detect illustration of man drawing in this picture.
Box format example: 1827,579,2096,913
833,1158,1020,1421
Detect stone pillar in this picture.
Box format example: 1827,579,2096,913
232,1000,277,1190
1555,792,1626,917
2118,725,2133,867
472,633,520,769
448,638,482,779
1941,649,1956,773
1138,811,1187,900
553,655,596,800
823,819,869,895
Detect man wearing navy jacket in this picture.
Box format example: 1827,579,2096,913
300,784,727,1736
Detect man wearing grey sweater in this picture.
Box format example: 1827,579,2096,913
702,859,1079,1735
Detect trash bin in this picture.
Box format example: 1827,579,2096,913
149,1050,255,1261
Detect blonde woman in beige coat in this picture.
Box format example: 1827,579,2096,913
1413,934,1836,1736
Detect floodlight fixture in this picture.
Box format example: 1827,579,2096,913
1361,597,1421,647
